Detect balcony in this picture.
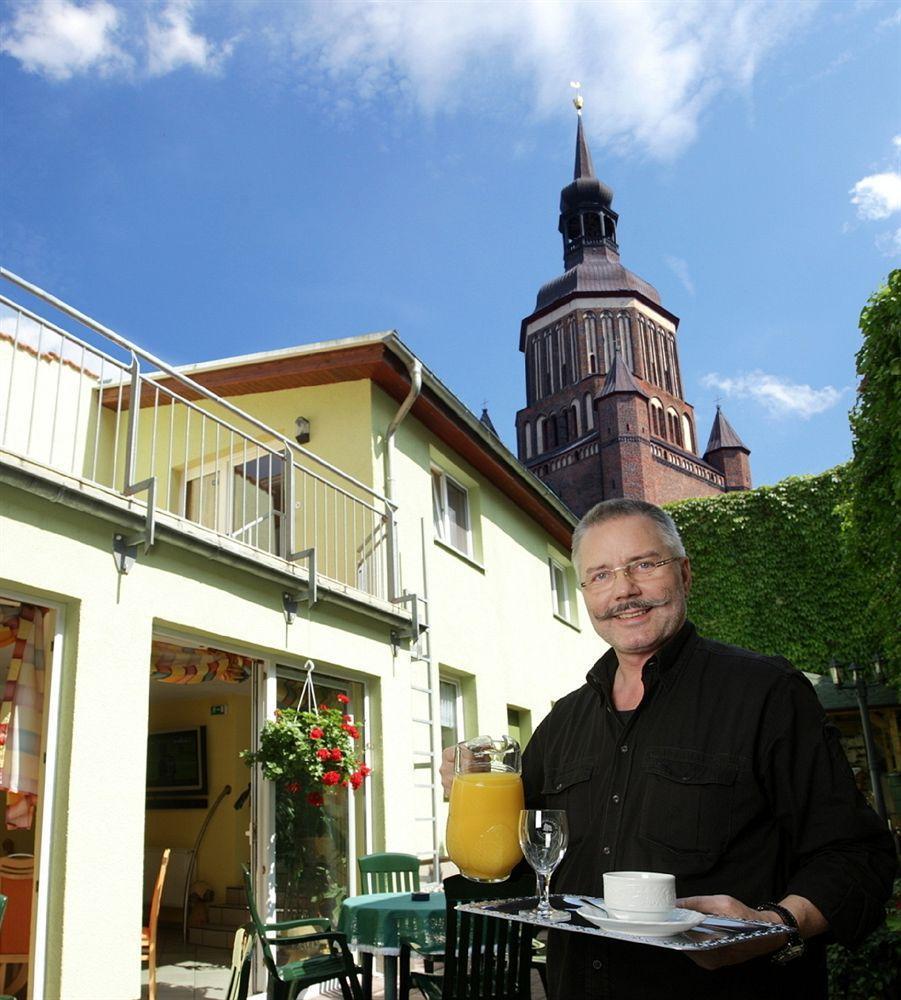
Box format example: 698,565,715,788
0,269,401,614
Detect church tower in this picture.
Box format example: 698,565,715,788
515,106,751,515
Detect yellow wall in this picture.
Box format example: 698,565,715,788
145,687,252,907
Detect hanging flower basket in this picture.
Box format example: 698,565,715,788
241,661,371,807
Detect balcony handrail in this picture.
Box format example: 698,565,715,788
0,266,395,513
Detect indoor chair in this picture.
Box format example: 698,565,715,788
0,855,35,999
141,848,170,1000
406,873,536,1000
241,865,363,1000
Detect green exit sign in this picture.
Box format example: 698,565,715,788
210,704,228,716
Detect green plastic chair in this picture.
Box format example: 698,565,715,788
357,853,425,996
407,873,536,1000
357,853,421,894
241,865,363,1000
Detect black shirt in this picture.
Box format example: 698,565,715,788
521,621,896,999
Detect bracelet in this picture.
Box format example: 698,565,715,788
756,902,806,965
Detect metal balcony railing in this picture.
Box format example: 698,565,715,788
0,268,396,604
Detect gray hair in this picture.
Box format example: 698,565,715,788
572,499,686,570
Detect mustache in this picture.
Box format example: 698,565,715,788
598,597,668,621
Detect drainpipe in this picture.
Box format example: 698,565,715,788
384,355,422,599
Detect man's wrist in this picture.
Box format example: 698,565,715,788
755,901,806,964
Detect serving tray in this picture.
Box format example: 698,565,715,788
454,895,790,952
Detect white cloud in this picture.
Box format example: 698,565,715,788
0,0,130,80
850,171,901,221
664,255,695,295
0,1,820,157
875,226,901,258
701,371,844,419
276,0,819,160
0,0,231,80
146,0,232,77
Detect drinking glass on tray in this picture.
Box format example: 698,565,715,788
517,809,570,922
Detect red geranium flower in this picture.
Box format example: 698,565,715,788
342,714,352,723
330,748,343,761
322,770,341,786
307,792,324,807
341,723,360,739
350,773,363,790
316,748,330,760
285,781,301,794
360,765,372,777
319,703,329,710
309,727,324,739
337,693,350,704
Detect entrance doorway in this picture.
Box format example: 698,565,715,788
144,637,255,998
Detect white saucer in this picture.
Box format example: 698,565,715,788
576,904,707,937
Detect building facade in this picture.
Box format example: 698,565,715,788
0,270,599,999
515,115,751,515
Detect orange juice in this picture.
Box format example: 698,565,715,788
446,770,524,881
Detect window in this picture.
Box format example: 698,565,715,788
681,413,694,453
440,679,463,751
506,706,532,750
549,557,574,623
432,468,471,555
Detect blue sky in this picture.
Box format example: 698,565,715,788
2,0,899,489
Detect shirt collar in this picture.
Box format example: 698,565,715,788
587,619,697,702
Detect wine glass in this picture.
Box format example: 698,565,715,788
518,809,570,922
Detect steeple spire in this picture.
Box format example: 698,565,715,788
558,109,618,270
574,114,596,180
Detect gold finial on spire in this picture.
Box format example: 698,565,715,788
570,80,583,115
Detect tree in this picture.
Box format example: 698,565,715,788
845,269,900,680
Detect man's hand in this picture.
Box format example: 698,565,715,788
440,745,455,796
677,894,788,970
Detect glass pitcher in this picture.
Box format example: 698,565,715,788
446,735,524,883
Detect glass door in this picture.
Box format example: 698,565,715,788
263,666,366,923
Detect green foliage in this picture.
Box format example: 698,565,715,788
667,466,886,675
844,270,901,675
241,695,371,801
827,879,901,1000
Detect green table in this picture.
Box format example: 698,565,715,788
338,891,446,1000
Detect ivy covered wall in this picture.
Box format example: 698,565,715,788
667,465,883,675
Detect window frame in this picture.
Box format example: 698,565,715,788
431,467,473,557
548,556,575,624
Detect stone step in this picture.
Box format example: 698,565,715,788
208,902,250,929
188,924,235,950
225,885,245,907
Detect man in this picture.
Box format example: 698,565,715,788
442,499,895,998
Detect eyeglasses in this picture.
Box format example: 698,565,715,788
579,556,682,592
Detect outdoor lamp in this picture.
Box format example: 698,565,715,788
828,658,842,687
295,416,311,444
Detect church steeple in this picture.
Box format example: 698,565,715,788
559,111,619,270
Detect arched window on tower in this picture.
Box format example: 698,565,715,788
536,415,546,454
649,398,665,439
566,216,582,244
666,407,683,447
584,392,594,429
617,313,634,369
571,402,581,438
547,412,558,450
524,420,533,459
604,216,616,243
584,312,598,373
681,413,694,454
601,312,615,371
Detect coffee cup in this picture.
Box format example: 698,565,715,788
602,871,676,921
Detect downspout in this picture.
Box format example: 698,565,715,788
384,356,422,599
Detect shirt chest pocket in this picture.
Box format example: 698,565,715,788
638,747,738,864
542,758,598,835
